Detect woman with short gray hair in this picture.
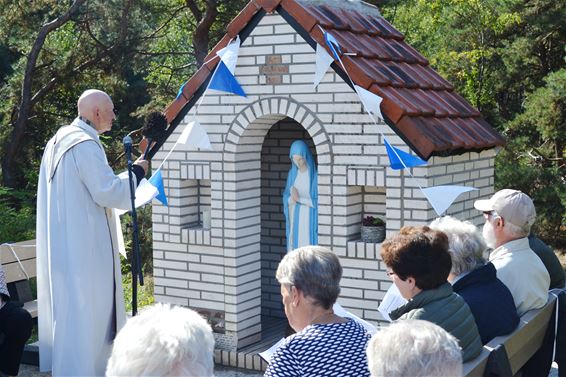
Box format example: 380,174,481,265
106,303,214,377
429,216,519,344
264,246,371,377
367,319,462,377
275,245,341,310
429,215,486,279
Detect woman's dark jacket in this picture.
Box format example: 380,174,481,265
390,282,483,362
453,263,519,344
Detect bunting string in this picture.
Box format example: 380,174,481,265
317,26,417,170
318,26,423,173
141,37,244,207
317,27,476,216
147,29,476,216
154,53,223,175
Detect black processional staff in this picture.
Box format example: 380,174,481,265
125,111,168,316
123,134,141,316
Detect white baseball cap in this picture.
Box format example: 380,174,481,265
474,189,536,231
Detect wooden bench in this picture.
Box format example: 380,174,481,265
463,347,490,377
0,239,37,318
463,293,557,377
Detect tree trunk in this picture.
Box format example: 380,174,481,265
1,0,87,188
187,0,218,67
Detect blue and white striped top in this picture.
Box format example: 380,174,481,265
264,318,372,377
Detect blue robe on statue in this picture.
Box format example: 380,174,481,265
283,140,318,251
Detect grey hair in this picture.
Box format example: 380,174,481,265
367,319,463,377
106,303,214,377
276,246,342,309
503,220,530,238
429,216,486,276
489,209,531,238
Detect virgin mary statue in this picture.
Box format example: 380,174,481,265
283,140,318,251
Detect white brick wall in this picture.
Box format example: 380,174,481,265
152,12,497,350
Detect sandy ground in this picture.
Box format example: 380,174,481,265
17,361,559,377
18,363,263,377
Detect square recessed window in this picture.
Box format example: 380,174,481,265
181,178,211,229
347,185,386,241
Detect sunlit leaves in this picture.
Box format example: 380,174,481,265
381,0,565,245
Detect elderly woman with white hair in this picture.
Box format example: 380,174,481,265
264,246,371,377
430,216,519,344
367,319,463,377
106,303,214,377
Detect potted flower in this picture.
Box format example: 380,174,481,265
361,215,386,243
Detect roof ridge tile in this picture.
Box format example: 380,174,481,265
162,0,504,159
256,0,282,13
281,0,317,32
227,1,262,37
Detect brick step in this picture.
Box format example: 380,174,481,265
214,316,286,372
22,317,288,373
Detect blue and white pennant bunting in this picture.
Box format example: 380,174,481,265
319,29,476,216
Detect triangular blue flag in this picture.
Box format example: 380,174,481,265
384,138,427,170
324,32,342,61
148,169,168,206
209,61,246,97
176,81,187,100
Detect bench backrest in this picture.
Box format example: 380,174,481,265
485,293,557,375
0,240,37,283
463,293,557,377
462,347,490,377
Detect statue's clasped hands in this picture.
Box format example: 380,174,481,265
291,186,299,203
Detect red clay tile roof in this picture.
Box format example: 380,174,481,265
163,0,505,159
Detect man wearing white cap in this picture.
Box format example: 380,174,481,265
474,189,550,316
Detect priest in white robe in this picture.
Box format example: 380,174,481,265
36,89,148,376
283,140,318,251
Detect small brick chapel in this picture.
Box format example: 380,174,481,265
150,0,505,364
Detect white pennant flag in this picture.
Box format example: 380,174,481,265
313,43,334,89
114,178,159,217
217,35,241,74
421,185,478,216
114,178,159,257
354,85,384,120
178,119,212,150
134,178,160,207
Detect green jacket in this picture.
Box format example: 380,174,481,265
390,282,483,362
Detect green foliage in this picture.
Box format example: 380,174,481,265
0,0,252,188
363,216,386,227
1,0,564,252
0,0,253,316
122,273,155,313
381,0,523,117
496,144,565,246
142,2,196,94
381,0,566,247
120,204,154,275
497,68,566,246
507,68,566,156
0,187,35,243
